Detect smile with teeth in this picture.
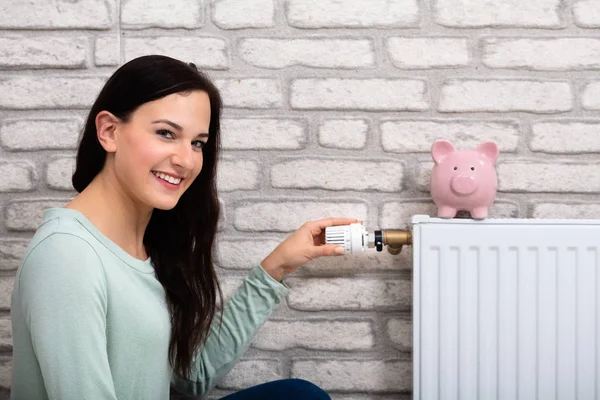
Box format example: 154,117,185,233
152,171,182,185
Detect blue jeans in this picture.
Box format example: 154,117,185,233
219,379,331,400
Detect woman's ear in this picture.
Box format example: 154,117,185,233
95,111,120,153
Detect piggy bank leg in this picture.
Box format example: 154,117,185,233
437,206,457,218
470,207,489,219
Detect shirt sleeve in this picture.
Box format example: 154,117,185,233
16,233,118,400
171,264,290,396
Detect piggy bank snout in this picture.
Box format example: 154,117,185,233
451,175,477,195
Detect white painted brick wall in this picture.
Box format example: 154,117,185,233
386,37,470,69
433,0,562,28
271,159,404,191
573,0,600,28
291,78,428,110
2,0,600,398
121,0,203,29
124,37,229,69
0,0,114,29
239,38,375,69
286,0,420,28
0,119,81,151
291,360,411,392
319,119,368,149
0,162,36,192
0,37,88,69
221,118,307,150
212,0,275,29
483,38,600,70
439,80,572,113
0,77,106,109
252,320,375,350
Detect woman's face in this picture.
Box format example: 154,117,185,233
113,90,211,211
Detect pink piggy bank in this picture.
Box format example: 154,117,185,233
430,139,499,219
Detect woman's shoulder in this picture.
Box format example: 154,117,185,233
17,211,105,283
28,210,100,259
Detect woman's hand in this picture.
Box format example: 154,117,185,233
260,217,359,281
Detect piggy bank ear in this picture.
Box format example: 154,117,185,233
431,139,455,164
476,141,499,163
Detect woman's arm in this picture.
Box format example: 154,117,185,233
170,264,288,396
170,217,356,396
14,233,118,400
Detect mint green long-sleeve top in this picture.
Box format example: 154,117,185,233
10,208,289,400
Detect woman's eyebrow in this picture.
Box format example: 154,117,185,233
152,119,183,131
152,119,209,138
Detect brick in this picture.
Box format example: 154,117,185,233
287,0,419,28
0,357,10,389
212,0,275,29
221,118,306,150
124,37,228,70
292,360,411,392
387,318,411,351
0,76,106,110
0,37,87,69
381,120,520,153
218,359,285,390
218,198,226,231
532,203,600,219
291,79,428,111
531,121,600,153
217,160,259,192
302,249,411,272
0,239,29,271
0,0,114,29
239,38,374,69
498,162,600,193
121,0,203,29
319,119,368,150
286,278,410,311
0,277,14,311
234,201,367,232
95,36,120,66
46,158,75,191
1,119,81,151
433,0,562,28
215,239,280,269
574,0,600,28
381,201,438,228
439,80,571,113
253,319,374,350
0,317,11,351
581,82,600,110
0,162,35,192
215,79,282,109
271,159,404,192
387,38,469,69
6,199,70,231
483,38,600,71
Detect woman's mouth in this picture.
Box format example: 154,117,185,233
152,171,182,190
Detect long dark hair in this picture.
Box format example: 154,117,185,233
72,55,223,379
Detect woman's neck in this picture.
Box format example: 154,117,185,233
65,171,152,261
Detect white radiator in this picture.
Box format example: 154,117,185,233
412,215,600,400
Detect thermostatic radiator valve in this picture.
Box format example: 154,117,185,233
325,223,412,255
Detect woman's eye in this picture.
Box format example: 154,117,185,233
192,141,206,149
156,129,174,139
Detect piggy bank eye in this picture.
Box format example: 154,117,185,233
453,167,457,170
471,167,475,171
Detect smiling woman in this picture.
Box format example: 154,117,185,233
10,55,351,400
